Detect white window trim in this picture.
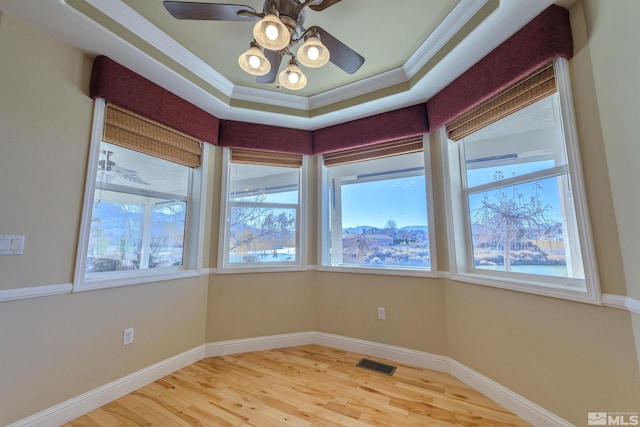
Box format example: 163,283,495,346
441,58,602,304
217,147,308,274
72,98,209,291
318,134,438,278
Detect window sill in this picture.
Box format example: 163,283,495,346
74,268,201,292
450,271,601,305
217,265,308,274
318,265,437,278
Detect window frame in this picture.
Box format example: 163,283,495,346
442,58,601,304
73,98,209,291
318,134,438,277
217,147,307,273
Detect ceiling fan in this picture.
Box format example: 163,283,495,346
98,150,150,185
163,0,365,90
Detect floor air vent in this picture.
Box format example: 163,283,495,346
356,358,397,376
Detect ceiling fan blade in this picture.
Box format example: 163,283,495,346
309,0,342,12
256,49,283,84
314,26,365,74
163,1,257,21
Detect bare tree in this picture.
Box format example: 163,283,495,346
472,171,554,271
229,196,296,260
343,229,373,263
383,219,397,236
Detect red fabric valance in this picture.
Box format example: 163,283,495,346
312,104,428,155
90,56,219,144
218,120,313,155
426,5,572,131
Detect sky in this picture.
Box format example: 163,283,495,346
341,176,428,229
466,164,565,223
338,164,565,229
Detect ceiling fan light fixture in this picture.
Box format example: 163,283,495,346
278,58,307,90
238,43,271,76
165,1,365,90
298,36,329,68
253,14,289,51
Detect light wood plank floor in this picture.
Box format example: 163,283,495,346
63,345,531,426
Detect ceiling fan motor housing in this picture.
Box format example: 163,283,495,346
264,0,306,39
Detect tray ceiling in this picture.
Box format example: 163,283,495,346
0,0,572,129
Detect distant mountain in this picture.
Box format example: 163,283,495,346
343,225,427,234
399,225,428,232
343,226,377,234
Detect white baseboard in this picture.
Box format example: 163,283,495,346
314,332,451,374
11,332,571,427
313,333,571,425
8,345,205,427
449,359,573,427
204,331,315,357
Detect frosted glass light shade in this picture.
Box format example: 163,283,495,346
253,14,289,51
278,61,307,90
298,36,330,68
238,45,271,76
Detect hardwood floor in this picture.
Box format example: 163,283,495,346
63,345,531,426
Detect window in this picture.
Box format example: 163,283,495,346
74,100,207,290
445,59,600,302
219,149,304,270
320,137,435,273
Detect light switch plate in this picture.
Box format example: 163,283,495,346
0,235,24,255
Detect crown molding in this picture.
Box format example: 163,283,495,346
71,0,494,115
3,0,558,129
404,0,490,78
81,0,235,96
231,84,310,111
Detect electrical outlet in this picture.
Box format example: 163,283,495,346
123,327,135,345
377,307,386,320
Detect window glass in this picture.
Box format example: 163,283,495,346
323,150,431,270
460,93,585,283
222,159,301,268
87,142,191,274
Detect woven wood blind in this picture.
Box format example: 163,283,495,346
447,63,556,141
230,149,302,168
323,136,424,167
103,103,202,168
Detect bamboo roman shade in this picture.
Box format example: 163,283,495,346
323,136,424,167
446,63,556,141
230,149,302,168
103,103,203,168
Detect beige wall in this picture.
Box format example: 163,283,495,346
581,0,640,301
439,2,640,424
580,0,640,403
2,1,640,426
0,13,209,425
0,12,91,290
207,272,315,342
446,281,639,423
315,273,449,355
0,279,208,424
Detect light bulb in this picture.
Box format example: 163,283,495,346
297,35,330,68
253,14,289,51
248,55,261,69
238,44,271,76
307,46,320,61
278,59,307,90
265,24,279,41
